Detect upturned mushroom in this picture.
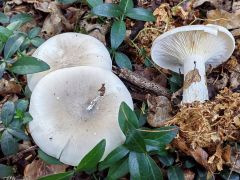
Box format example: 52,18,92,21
27,33,112,91
151,24,235,103
29,66,133,166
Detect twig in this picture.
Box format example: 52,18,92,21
114,67,171,98
0,145,38,163
227,143,240,180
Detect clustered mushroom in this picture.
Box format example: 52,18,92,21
151,24,235,103
28,33,133,166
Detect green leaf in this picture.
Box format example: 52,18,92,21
22,112,33,124
220,169,240,180
0,62,5,78
0,12,9,24
158,154,174,166
7,128,29,140
124,129,146,153
129,152,163,180
28,27,41,39
1,101,15,127
87,0,103,8
38,171,74,180
4,34,25,59
119,0,133,13
31,37,45,47
57,0,78,4
167,166,184,180
76,139,106,171
1,130,18,156
0,164,13,178
38,149,63,165
140,126,178,145
6,21,23,31
126,8,155,21
0,26,13,42
111,20,126,49
115,52,132,70
99,145,129,170
16,99,29,112
92,4,123,18
10,13,33,24
184,158,195,168
169,72,183,93
107,157,129,180
118,102,139,135
10,56,50,75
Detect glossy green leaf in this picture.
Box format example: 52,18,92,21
126,8,155,21
31,37,45,47
0,26,13,42
7,128,29,140
0,164,13,178
158,154,174,166
0,62,5,78
140,126,178,145
1,101,15,127
167,166,184,180
10,56,50,75
10,13,33,24
4,34,25,59
184,158,195,168
111,20,126,49
38,171,74,180
1,130,18,156
118,102,139,134
38,149,63,165
99,145,129,170
92,4,122,18
76,139,106,171
6,21,23,31
57,0,78,4
115,52,132,70
16,99,29,112
28,27,41,38
169,72,183,93
22,112,33,124
87,0,103,8
107,157,129,180
129,152,162,180
124,129,146,153
0,12,9,24
119,0,134,13
220,169,240,180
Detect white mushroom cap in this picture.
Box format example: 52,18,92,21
27,33,112,91
151,24,235,73
29,66,133,166
151,24,235,103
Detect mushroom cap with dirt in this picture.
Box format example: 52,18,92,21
151,24,235,103
27,32,112,91
29,66,133,166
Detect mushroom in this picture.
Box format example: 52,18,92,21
151,24,235,103
29,66,133,166
27,33,112,91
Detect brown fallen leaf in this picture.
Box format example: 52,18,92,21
24,159,68,180
0,79,21,95
206,9,240,29
183,69,201,90
147,95,172,127
193,0,232,11
35,1,73,37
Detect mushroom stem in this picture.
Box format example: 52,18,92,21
182,56,208,103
